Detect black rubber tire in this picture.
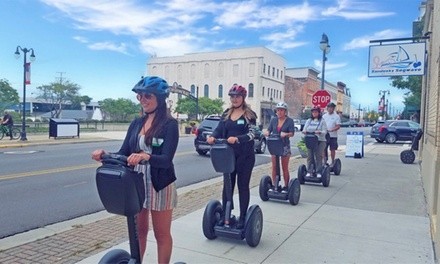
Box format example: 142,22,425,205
333,159,342,175
400,150,416,164
245,205,263,247
11,128,21,140
385,133,397,144
322,167,331,187
0,131,4,140
98,249,131,264
202,200,222,240
297,165,306,184
288,178,301,205
196,149,208,156
259,176,271,201
256,139,266,154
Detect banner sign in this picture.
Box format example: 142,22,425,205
345,131,364,158
25,62,31,85
368,42,426,77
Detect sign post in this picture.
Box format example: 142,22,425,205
312,90,331,108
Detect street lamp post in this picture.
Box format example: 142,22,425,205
14,46,36,141
379,90,390,120
319,33,331,90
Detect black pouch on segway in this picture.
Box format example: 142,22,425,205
210,142,235,174
96,163,145,217
304,134,319,150
267,135,285,156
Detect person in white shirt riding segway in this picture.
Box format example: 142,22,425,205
322,102,342,175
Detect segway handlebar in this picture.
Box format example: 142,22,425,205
101,153,148,166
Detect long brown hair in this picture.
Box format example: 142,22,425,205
224,101,256,123
143,99,173,145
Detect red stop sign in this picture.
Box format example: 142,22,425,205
312,90,331,109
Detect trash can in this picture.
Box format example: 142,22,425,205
49,118,80,139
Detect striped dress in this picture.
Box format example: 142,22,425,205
135,135,177,211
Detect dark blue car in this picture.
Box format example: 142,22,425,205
372,120,421,144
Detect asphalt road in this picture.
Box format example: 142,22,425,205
0,136,272,238
0,127,373,238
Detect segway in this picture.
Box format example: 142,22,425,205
400,130,423,164
297,133,330,187
324,136,342,175
259,134,300,205
95,154,146,264
202,139,263,247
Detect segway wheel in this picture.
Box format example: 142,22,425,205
400,150,416,164
333,159,342,175
321,167,331,187
297,164,307,184
245,205,263,247
202,200,223,240
288,178,301,206
259,176,272,201
98,249,130,264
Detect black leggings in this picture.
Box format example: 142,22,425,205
222,152,255,218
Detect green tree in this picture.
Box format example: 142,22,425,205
198,97,224,119
175,97,196,118
0,79,19,113
390,76,422,117
70,95,93,110
99,98,139,122
36,80,81,118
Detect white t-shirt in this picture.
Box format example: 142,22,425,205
322,112,341,138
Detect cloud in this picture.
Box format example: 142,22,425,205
73,36,88,43
139,34,203,57
88,42,128,54
343,29,407,50
358,75,368,82
314,59,348,71
261,27,307,52
322,0,395,20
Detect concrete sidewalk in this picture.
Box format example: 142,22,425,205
0,139,435,263
78,143,434,264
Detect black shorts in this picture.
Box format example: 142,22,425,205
326,133,338,150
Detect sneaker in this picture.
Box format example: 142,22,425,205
317,173,322,178
306,173,311,177
282,186,288,193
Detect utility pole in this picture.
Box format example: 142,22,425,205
356,104,362,122
56,72,66,84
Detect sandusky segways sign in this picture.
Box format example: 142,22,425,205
345,131,364,158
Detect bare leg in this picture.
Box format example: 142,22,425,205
152,209,173,264
271,155,276,184
281,155,290,186
136,208,150,262
330,149,336,164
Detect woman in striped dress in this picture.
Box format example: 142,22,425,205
92,76,178,263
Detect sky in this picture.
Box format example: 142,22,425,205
0,0,424,114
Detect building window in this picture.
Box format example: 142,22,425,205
268,66,270,76
272,67,275,77
191,85,195,96
248,83,254,98
249,63,255,77
204,84,209,97
281,70,283,79
218,84,223,98
262,86,265,96
233,64,239,77
263,64,266,74
190,64,196,79
280,91,282,100
277,69,279,78
204,63,210,78
219,62,224,77
268,88,271,98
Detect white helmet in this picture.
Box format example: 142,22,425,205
275,102,288,110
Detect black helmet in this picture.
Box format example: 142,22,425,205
327,102,336,108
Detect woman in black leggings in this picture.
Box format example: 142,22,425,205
207,84,257,228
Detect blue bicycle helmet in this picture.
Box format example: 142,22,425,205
132,76,170,99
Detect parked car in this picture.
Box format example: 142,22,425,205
292,119,301,132
370,120,385,140
372,120,421,144
194,115,267,155
341,120,358,127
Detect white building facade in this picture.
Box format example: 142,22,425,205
147,47,286,125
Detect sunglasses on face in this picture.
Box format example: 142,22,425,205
136,93,154,101
230,95,242,99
